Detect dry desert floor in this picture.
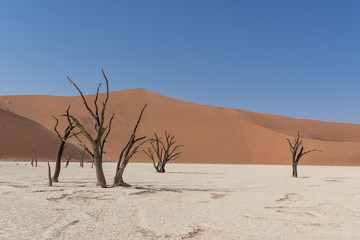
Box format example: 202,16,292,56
0,162,360,240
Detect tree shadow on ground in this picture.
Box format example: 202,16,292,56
131,184,231,193
166,171,225,175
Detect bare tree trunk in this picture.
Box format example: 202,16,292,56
48,162,53,187
151,158,160,172
160,161,166,173
53,140,65,182
113,166,129,187
65,157,70,167
65,154,72,168
292,163,298,178
78,149,85,168
113,139,149,187
94,150,107,187
34,150,38,167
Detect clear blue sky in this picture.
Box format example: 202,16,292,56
1,0,360,123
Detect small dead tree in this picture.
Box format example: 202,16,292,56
31,150,38,167
78,149,85,167
64,153,72,167
64,70,114,188
73,134,94,168
144,131,183,173
47,162,53,187
52,107,76,182
0,152,4,159
113,104,149,187
34,150,38,167
287,132,320,178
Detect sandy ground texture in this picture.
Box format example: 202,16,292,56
0,162,360,240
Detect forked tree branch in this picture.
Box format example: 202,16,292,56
67,76,97,120
101,113,115,156
113,104,148,187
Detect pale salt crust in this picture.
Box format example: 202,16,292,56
0,162,359,240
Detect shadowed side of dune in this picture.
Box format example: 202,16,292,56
0,109,85,161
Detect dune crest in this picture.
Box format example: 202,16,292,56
1,89,360,165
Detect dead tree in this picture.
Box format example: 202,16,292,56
78,149,85,167
31,150,38,167
287,132,320,178
144,131,183,173
34,150,38,167
64,69,114,188
64,153,72,167
52,107,76,182
113,104,149,187
0,152,4,159
73,134,94,168
47,162,53,187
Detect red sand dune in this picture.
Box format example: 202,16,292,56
1,88,360,165
0,108,84,162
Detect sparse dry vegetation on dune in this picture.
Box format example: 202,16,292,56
1,162,360,239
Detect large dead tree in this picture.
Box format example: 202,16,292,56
64,70,114,188
113,104,149,187
144,131,183,173
287,132,320,178
52,106,76,182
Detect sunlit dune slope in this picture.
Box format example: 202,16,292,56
1,88,360,165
